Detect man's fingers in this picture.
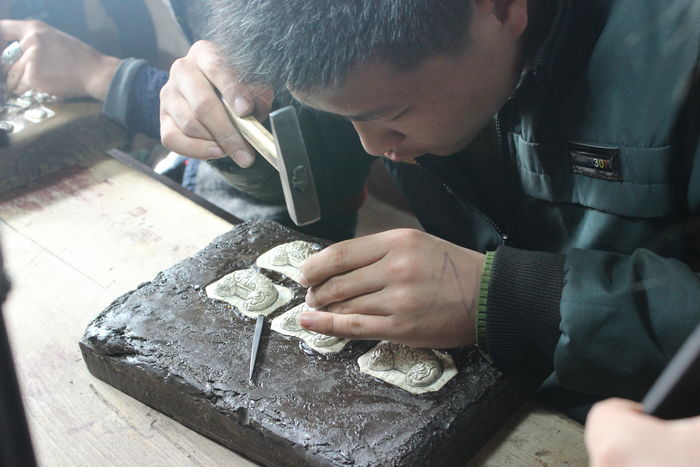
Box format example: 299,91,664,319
301,233,393,286
299,310,390,340
169,59,255,166
305,261,385,309
161,39,273,165
190,40,274,119
190,41,238,94
160,89,214,140
160,114,226,159
591,398,643,417
251,89,275,121
4,53,28,92
190,40,256,118
0,19,32,42
323,290,395,316
241,87,274,122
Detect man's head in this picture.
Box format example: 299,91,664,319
209,0,530,159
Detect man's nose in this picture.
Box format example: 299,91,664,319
352,121,405,157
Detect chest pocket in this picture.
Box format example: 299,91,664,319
512,133,677,219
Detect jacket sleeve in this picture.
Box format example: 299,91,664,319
481,56,700,400
482,128,700,400
482,245,700,401
102,58,168,139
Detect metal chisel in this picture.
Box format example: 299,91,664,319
249,314,265,381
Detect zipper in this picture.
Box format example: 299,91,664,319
414,157,509,246
494,115,513,246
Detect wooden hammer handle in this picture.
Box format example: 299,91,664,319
221,98,279,170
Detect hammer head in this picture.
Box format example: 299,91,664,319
269,106,320,226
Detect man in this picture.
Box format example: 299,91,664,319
161,0,700,409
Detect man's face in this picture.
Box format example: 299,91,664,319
291,1,527,161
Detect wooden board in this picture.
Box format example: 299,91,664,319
0,99,128,194
80,220,540,466
0,155,587,466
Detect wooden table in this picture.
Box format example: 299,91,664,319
0,104,587,466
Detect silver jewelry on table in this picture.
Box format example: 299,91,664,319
1,41,23,68
23,106,49,122
0,120,14,132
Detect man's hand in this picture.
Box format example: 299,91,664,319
299,229,485,348
0,20,121,100
160,40,274,167
585,398,700,467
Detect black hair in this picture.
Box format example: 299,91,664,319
207,0,473,92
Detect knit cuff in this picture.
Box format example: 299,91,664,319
485,245,565,372
475,251,496,358
102,58,148,128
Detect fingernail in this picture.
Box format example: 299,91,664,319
206,145,225,158
298,272,308,287
233,97,252,116
300,311,316,329
232,150,255,168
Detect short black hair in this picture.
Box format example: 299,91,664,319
207,0,473,92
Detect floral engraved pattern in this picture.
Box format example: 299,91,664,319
256,241,320,283
271,241,313,269
271,302,349,354
358,341,458,394
368,342,443,387
206,268,293,318
215,269,278,312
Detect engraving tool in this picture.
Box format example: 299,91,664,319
249,314,265,381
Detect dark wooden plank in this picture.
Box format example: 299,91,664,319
80,219,537,467
0,99,128,194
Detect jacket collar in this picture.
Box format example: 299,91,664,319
527,0,573,87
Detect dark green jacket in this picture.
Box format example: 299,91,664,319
215,0,699,400
386,0,700,400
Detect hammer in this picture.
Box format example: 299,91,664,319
222,101,321,226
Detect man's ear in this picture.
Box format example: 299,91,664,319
490,0,529,38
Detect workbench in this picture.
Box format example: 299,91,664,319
0,101,587,466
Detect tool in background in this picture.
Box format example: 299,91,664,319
643,322,700,419
222,101,321,227
249,314,265,381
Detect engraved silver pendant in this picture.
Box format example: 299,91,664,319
271,241,314,268
271,302,348,354
358,341,458,394
256,241,321,283
367,342,444,387
215,269,279,312
206,268,293,318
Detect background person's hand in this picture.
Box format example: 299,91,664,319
585,398,700,467
299,229,485,348
0,19,121,100
160,40,274,167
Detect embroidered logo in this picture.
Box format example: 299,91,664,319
569,143,622,181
